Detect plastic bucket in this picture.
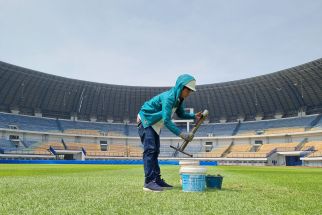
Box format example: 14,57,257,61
179,160,200,185
180,166,207,192
206,175,223,189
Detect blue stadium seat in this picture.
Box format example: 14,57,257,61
238,115,316,134
0,112,59,132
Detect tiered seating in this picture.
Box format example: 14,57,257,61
86,144,127,157
309,151,322,157
19,142,62,155
0,138,41,153
0,112,59,132
257,143,297,153
224,143,297,158
265,127,305,134
60,120,126,136
195,123,237,137
82,143,101,151
106,144,127,156
212,123,238,136
160,128,179,137
127,145,143,157
125,122,236,137
106,131,126,136
127,124,139,137
302,141,322,157
311,117,322,130
12,141,139,157
230,144,252,152
63,142,100,151
0,113,319,138
0,138,18,151
236,131,256,136
226,152,268,158
302,141,322,150
237,115,316,135
21,140,38,148
310,127,322,131
195,145,229,158
64,129,101,136
64,142,142,157
64,142,82,150
36,142,64,150
195,124,215,137
226,144,252,158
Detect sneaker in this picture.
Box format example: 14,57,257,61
143,181,164,192
156,178,173,190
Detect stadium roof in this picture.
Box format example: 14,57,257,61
0,58,322,122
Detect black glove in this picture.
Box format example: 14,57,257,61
179,132,194,142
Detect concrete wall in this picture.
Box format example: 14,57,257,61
303,160,322,167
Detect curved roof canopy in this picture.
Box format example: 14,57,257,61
0,58,322,123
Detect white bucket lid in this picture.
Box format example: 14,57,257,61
180,166,207,174
179,160,200,166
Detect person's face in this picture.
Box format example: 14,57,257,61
180,87,193,99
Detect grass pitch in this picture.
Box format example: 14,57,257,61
0,164,321,215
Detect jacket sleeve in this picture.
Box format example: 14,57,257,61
176,102,196,120
162,97,182,136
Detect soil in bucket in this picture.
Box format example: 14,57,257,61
206,175,223,189
179,160,200,185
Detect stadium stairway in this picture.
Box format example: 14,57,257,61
232,121,241,136
49,146,57,155
309,114,322,128
61,139,68,150
124,124,129,136
56,119,64,132
20,140,29,148
221,141,234,157
295,138,309,151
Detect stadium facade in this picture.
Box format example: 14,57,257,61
0,59,322,167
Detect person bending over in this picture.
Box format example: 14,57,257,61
137,74,201,192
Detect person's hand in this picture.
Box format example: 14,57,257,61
195,111,202,121
179,132,194,142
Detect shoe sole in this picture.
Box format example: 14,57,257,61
143,187,163,192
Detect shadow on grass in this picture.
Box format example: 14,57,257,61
171,186,240,193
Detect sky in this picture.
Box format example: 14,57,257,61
0,0,322,87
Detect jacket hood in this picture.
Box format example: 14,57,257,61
173,74,196,100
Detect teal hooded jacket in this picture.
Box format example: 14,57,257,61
138,74,196,136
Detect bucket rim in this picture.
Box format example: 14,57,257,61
180,166,207,174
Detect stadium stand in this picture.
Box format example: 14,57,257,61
302,141,322,157
195,123,238,137
0,112,59,132
237,115,317,135
127,145,143,157
1,58,322,123
1,59,322,166
0,138,20,152
256,142,298,153
195,145,231,158
59,119,126,136
3,141,61,155
127,124,139,137
311,115,322,130
220,142,298,159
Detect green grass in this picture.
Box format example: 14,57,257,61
0,164,321,215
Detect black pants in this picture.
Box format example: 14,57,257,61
138,125,160,183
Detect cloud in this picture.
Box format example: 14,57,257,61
0,0,322,86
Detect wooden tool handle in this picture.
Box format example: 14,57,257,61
179,109,209,151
